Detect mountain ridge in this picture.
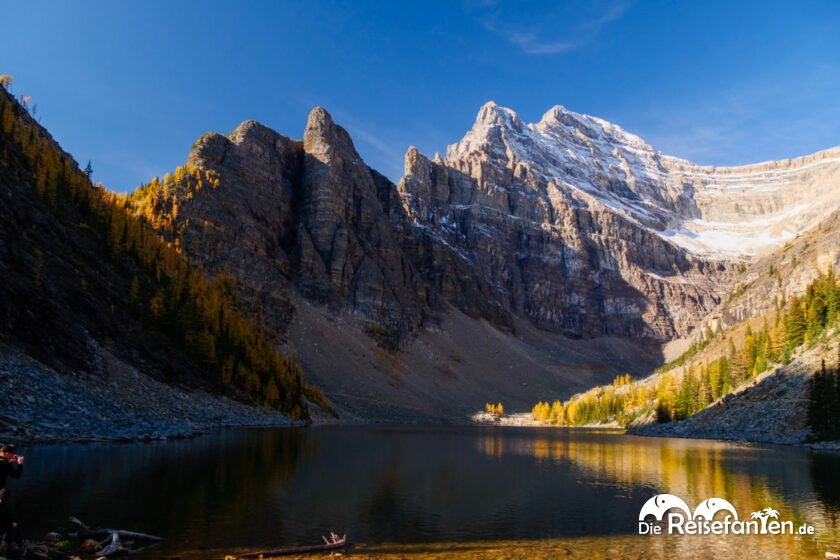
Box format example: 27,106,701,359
6,84,839,427
138,98,840,348
442,101,840,259
129,106,694,419
122,99,840,421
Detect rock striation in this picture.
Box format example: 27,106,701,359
400,104,733,340
129,101,840,419
134,108,508,348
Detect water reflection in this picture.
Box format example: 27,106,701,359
11,427,840,559
475,428,840,556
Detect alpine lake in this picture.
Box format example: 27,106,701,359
13,426,840,559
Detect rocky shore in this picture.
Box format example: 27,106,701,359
628,344,840,451
628,362,811,445
0,347,301,444
470,412,542,427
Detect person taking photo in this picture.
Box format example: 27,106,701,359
0,445,23,490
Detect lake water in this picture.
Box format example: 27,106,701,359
9,426,840,559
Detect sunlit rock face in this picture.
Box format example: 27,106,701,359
441,102,840,259
400,102,840,339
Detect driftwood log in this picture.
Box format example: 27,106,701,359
96,532,122,557
68,517,162,543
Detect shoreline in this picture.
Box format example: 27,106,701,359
470,411,840,451
470,411,622,429
10,414,840,451
6,338,838,451
628,423,840,451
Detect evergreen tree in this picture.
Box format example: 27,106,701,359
719,355,731,394
830,347,840,435
786,297,806,348
129,276,141,310
730,339,747,387
743,329,757,377
809,359,832,437
699,365,712,407
769,318,785,362
781,345,792,365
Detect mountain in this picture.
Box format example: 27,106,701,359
524,218,840,442
401,102,840,339
0,85,321,442
5,81,839,430
435,103,840,443
128,101,840,422
444,102,840,259
402,103,725,341
127,107,670,420
129,109,508,348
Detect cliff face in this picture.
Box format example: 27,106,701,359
398,101,840,341
399,105,734,340
132,108,509,349
137,105,748,346
128,101,840,419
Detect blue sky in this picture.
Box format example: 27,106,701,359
3,1,840,189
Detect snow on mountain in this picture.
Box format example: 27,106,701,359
444,101,840,259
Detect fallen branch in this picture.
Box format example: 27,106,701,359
96,532,122,557
68,517,162,543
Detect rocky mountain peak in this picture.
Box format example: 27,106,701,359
440,100,840,259
403,145,430,181
445,101,533,168
186,131,230,168
228,119,280,145
537,104,652,152
187,119,300,171
474,101,523,130
304,106,359,163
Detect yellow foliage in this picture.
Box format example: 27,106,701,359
485,402,505,415
0,88,329,419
